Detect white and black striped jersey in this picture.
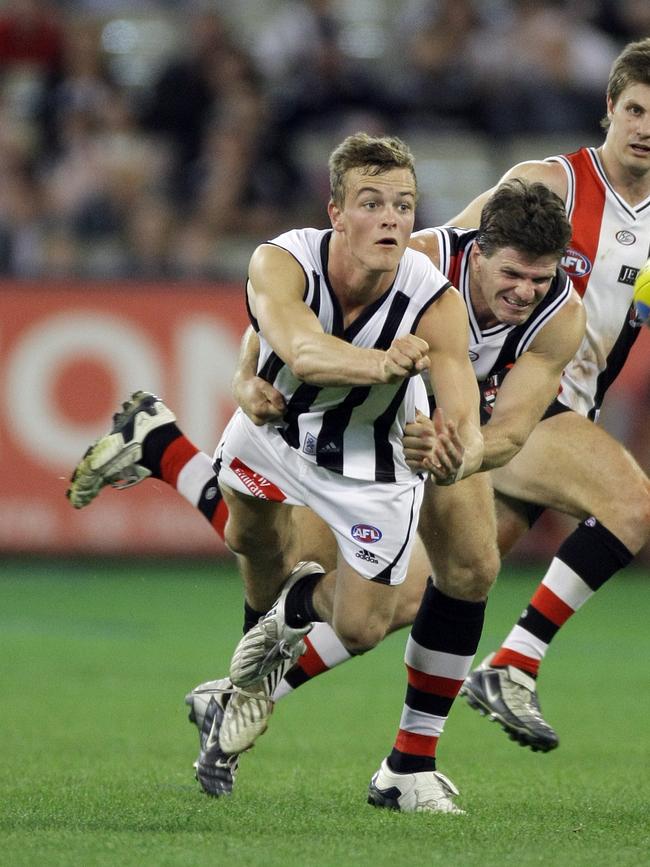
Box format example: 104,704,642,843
431,226,574,422
546,148,650,419
249,227,451,483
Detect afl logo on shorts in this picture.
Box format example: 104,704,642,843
561,248,592,277
615,230,636,246
351,524,382,544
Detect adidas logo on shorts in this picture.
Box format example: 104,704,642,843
355,548,379,565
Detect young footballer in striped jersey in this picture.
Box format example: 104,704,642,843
209,132,486,808
69,132,485,801
68,177,584,812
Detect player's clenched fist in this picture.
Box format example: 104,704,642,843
381,334,430,383
237,376,286,425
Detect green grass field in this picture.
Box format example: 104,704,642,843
1,557,648,867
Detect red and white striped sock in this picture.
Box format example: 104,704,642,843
272,622,351,700
492,518,633,676
143,427,228,538
178,450,228,538
389,580,485,772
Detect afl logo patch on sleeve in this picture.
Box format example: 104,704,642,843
351,524,383,544
561,248,592,277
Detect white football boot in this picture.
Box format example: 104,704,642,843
368,759,465,814
460,653,559,752
229,561,324,689
185,677,239,796
67,391,176,509
219,652,302,754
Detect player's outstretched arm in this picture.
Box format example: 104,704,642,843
481,291,586,470
408,228,442,267
415,288,483,481
447,160,569,228
248,244,428,387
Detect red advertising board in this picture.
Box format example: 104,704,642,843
2,280,649,558
2,281,248,554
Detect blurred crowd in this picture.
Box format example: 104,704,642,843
0,0,648,280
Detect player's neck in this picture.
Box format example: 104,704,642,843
331,271,394,327
597,144,650,205
328,238,397,317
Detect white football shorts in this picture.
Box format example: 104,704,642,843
215,410,424,585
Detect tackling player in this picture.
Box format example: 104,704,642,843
452,36,650,751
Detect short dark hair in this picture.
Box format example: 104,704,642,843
602,38,650,130
476,179,571,260
328,132,417,208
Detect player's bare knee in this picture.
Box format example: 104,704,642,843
606,474,650,552
338,631,381,655
222,519,251,555
334,618,388,655
223,518,282,559
436,548,500,601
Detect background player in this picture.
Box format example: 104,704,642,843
453,36,650,750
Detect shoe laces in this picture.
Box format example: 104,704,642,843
229,685,273,721
194,681,274,710
192,679,265,699
260,638,300,671
109,463,150,489
500,673,549,724
214,753,239,773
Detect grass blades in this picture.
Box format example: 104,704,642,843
1,557,648,866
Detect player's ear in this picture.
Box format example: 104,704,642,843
328,200,344,232
605,94,615,120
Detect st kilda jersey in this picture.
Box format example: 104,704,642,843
430,226,574,424
248,228,451,483
548,148,650,419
